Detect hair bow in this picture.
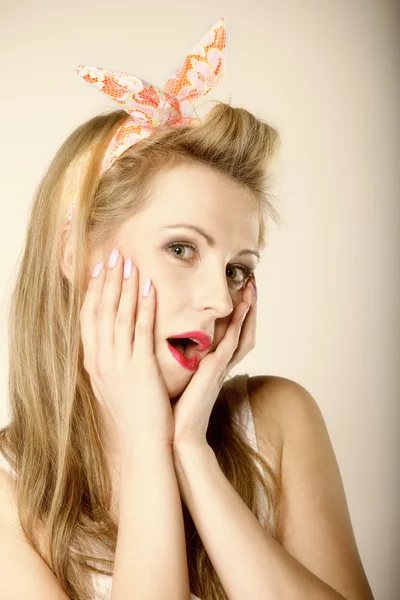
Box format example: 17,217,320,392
65,17,226,227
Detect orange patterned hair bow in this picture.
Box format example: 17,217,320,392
65,17,227,227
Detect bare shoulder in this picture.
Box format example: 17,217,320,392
247,376,375,599
247,374,302,440
246,375,292,476
0,467,70,599
246,375,319,476
0,466,20,528
247,374,318,441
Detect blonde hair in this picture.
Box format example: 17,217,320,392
0,101,283,600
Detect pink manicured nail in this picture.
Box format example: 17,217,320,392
92,261,104,277
108,248,119,268
142,277,152,297
124,258,133,279
249,280,257,298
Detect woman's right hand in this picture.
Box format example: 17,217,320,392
79,248,174,451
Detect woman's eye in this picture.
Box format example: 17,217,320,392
167,242,196,260
166,242,254,289
226,265,253,287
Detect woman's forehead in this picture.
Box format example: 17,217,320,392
147,163,259,228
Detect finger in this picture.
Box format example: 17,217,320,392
131,277,156,364
227,280,257,369
114,258,139,365
174,305,249,408
227,300,256,371
214,301,250,365
97,249,123,371
79,259,106,374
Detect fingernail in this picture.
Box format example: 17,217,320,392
124,258,133,279
92,261,104,277
142,277,152,297
249,280,257,298
108,248,119,268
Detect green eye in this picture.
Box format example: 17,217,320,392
166,242,255,289
167,243,195,259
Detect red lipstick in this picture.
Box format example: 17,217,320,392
167,342,200,372
167,331,213,372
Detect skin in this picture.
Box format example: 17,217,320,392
62,160,260,476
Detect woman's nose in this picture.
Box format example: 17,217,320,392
193,275,234,319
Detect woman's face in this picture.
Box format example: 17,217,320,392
92,161,260,400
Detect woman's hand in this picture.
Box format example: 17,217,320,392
79,249,174,451
171,276,257,450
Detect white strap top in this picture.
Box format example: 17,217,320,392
0,374,269,600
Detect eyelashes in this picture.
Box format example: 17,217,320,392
165,241,255,287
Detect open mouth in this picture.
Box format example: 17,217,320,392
166,337,199,358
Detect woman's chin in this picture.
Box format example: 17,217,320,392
164,371,193,402
156,343,194,401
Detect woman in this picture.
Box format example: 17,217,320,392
0,17,373,600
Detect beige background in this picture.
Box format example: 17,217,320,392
1,1,399,598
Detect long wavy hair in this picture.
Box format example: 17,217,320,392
0,100,283,600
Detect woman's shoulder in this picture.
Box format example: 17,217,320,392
0,445,22,533
226,374,287,443
221,373,288,475
246,374,319,464
0,465,20,532
246,373,318,482
246,375,286,468
247,375,287,438
248,374,317,433
0,467,70,598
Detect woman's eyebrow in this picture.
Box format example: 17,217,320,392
161,223,260,260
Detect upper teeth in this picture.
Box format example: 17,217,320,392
188,338,199,344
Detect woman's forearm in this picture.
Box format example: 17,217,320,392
110,442,190,600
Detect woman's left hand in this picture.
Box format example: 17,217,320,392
171,276,257,451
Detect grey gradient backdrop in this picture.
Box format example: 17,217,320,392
1,1,399,598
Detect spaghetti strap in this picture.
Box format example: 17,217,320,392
229,373,270,528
